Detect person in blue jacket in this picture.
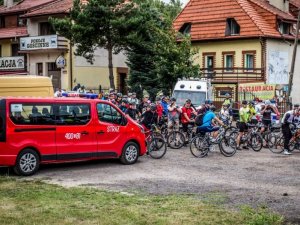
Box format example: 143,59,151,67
161,96,169,116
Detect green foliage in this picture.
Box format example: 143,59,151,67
0,0,3,5
126,0,199,99
50,0,136,89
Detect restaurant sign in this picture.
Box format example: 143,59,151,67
0,56,25,70
20,35,58,50
238,83,276,100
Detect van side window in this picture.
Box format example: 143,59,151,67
9,104,55,125
97,103,125,125
55,104,91,125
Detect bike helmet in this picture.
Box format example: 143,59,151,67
171,97,176,102
150,103,157,111
117,93,122,98
225,93,230,97
210,105,216,112
242,100,248,105
249,101,255,106
186,99,191,103
155,97,161,101
205,99,213,105
264,100,271,106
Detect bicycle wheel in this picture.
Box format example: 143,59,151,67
219,136,237,157
224,126,237,137
167,131,185,149
271,135,284,154
148,137,167,159
249,133,263,151
190,135,209,158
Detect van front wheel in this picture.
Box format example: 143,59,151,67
120,142,139,165
13,149,40,176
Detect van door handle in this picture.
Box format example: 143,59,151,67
81,131,89,135
97,130,105,135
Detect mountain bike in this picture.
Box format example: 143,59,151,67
145,124,167,159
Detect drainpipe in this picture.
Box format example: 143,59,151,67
69,43,73,90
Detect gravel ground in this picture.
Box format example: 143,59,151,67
1,147,300,223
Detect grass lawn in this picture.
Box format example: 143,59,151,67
0,176,284,225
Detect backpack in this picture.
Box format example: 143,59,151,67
195,105,208,126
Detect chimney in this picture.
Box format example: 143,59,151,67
267,0,289,13
4,0,14,8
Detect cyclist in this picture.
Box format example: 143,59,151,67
141,103,158,134
167,97,182,133
248,101,258,124
223,93,233,108
281,109,298,155
119,99,128,113
219,104,231,125
161,96,169,116
138,95,150,116
125,102,138,120
260,100,279,134
196,105,224,140
236,100,250,150
155,97,163,122
181,99,197,140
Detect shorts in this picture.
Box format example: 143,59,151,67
262,119,271,127
196,126,220,134
168,119,179,129
239,122,248,132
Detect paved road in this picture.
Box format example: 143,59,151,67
1,147,300,223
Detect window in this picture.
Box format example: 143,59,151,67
37,63,43,76
225,18,240,36
55,104,91,125
39,22,55,35
224,54,234,72
17,17,27,27
243,51,256,72
206,55,214,71
97,103,126,125
9,103,55,125
0,16,4,28
179,23,191,35
11,44,19,56
215,87,233,98
279,22,290,35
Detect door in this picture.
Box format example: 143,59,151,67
48,62,61,90
96,102,128,157
55,103,97,160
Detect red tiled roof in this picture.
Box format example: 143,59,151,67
22,0,73,18
0,0,56,15
173,0,298,41
0,27,28,39
290,0,300,8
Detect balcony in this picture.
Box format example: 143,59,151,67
19,35,68,52
200,67,264,83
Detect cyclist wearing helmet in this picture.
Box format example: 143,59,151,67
181,99,197,138
125,102,138,120
197,105,224,140
155,97,163,121
168,97,182,132
223,93,233,108
236,100,250,150
119,99,128,113
116,93,122,105
141,103,158,130
219,104,231,125
138,95,150,116
248,101,258,124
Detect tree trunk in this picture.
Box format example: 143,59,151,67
108,46,115,90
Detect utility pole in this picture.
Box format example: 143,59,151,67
288,8,300,99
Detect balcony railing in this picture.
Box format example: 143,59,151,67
200,67,264,83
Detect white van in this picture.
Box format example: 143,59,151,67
172,79,209,107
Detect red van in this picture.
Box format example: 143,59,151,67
0,98,146,176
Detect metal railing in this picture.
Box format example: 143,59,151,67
200,67,264,83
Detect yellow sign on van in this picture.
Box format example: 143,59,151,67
0,76,54,97
238,83,276,100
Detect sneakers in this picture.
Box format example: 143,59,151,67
236,146,242,150
242,146,249,150
283,149,292,155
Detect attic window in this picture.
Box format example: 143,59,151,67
179,23,191,35
279,22,290,35
225,18,240,36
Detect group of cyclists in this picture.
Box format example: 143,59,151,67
98,89,299,156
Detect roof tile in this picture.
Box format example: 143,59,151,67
0,27,28,39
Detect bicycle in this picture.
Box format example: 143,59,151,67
229,123,263,151
273,125,300,153
145,124,167,159
167,122,185,149
190,126,237,158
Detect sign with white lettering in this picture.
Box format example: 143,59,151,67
20,35,58,50
0,56,24,70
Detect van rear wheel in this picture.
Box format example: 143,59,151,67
13,149,40,176
120,142,139,165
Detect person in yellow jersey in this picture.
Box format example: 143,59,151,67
223,93,233,108
236,100,249,150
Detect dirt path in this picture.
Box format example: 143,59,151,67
2,148,300,223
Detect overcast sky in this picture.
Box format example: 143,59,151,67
161,0,189,6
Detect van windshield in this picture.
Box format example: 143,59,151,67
173,90,206,107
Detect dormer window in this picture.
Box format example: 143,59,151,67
279,22,290,35
225,18,240,36
179,23,191,35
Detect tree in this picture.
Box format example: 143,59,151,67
50,0,136,89
126,0,199,99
